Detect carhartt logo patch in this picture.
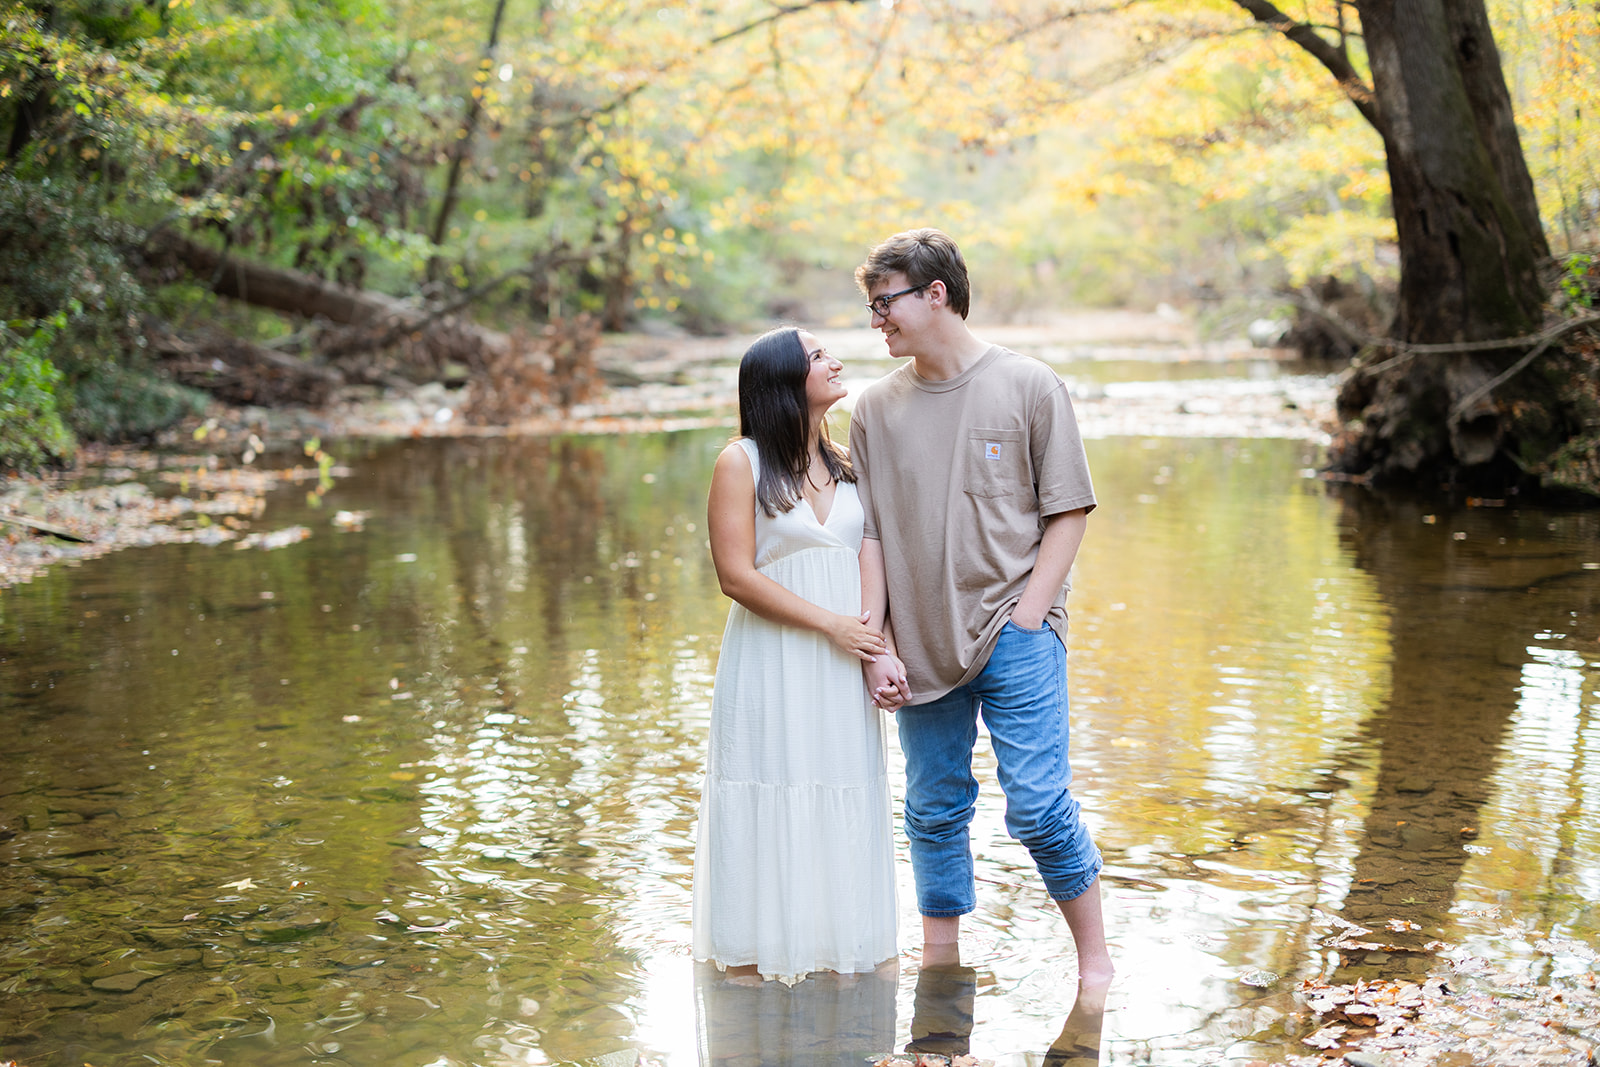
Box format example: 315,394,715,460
985,442,1002,460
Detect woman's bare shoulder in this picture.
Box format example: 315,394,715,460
711,439,754,483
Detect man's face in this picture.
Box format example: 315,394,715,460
866,272,932,359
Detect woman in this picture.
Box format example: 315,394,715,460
692,326,902,986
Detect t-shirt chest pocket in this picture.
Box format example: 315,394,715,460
962,428,1028,498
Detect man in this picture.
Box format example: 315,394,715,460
849,228,1112,981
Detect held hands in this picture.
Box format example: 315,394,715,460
828,611,889,662
865,653,910,712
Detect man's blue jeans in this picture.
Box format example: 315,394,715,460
897,620,1102,917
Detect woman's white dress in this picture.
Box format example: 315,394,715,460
692,437,897,985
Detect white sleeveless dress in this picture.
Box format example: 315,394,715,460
692,437,897,985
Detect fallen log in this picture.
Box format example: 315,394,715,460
145,321,345,407
0,509,92,542
139,231,529,376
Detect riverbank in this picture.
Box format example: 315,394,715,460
1,322,1334,590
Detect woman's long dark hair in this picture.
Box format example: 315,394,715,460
737,327,855,517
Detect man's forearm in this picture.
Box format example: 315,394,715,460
1012,509,1087,629
860,536,890,633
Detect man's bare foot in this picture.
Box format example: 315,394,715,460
1077,959,1115,986
920,913,961,968
1055,878,1113,985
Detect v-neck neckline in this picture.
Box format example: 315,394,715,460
804,480,838,527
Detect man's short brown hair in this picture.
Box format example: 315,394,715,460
854,228,971,320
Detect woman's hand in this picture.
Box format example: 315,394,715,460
865,653,910,711
828,611,888,661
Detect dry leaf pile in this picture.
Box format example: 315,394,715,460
1290,967,1600,1067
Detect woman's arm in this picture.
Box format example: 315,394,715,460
708,443,886,661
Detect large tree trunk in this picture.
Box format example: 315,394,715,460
1236,0,1559,492
1336,0,1554,489
1361,0,1547,344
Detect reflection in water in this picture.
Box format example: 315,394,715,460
694,962,896,1065
0,431,729,1066
907,963,977,1058
1331,489,1600,977
900,951,1107,1067
0,425,1596,1066
1049,438,1392,1060
691,953,1107,1067
1043,979,1108,1067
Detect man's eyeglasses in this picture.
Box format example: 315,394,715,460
865,283,930,318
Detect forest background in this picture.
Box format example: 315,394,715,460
1,0,1597,490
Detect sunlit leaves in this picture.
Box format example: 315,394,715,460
1002,0,1593,297
1490,0,1600,251
1007,2,1392,293
9,0,1590,335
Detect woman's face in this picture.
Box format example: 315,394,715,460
800,330,846,416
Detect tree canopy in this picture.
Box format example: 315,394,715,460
2,0,1596,486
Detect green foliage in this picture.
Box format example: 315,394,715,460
56,353,208,441
0,0,1590,404
1541,432,1600,496
0,170,200,442
0,308,76,470
1,1,216,453
0,174,144,325
1558,253,1595,310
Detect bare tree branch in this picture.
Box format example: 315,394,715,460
551,0,872,131
429,0,509,257
1287,284,1600,390
707,0,870,46
1229,0,1384,133
1449,315,1600,417
992,0,1149,48
846,3,899,109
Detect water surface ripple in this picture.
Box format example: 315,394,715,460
2,413,1597,1066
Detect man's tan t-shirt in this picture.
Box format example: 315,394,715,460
848,345,1096,703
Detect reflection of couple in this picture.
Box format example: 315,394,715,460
692,229,1111,1006
693,950,1107,1065
903,954,1109,1067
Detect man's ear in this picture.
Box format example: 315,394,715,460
926,279,946,308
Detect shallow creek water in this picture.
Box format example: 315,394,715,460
2,355,1598,1067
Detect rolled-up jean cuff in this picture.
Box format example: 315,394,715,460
1045,853,1103,903
919,906,976,919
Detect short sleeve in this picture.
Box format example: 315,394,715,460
1031,380,1097,517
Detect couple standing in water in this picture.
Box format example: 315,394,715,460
691,228,1113,1006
